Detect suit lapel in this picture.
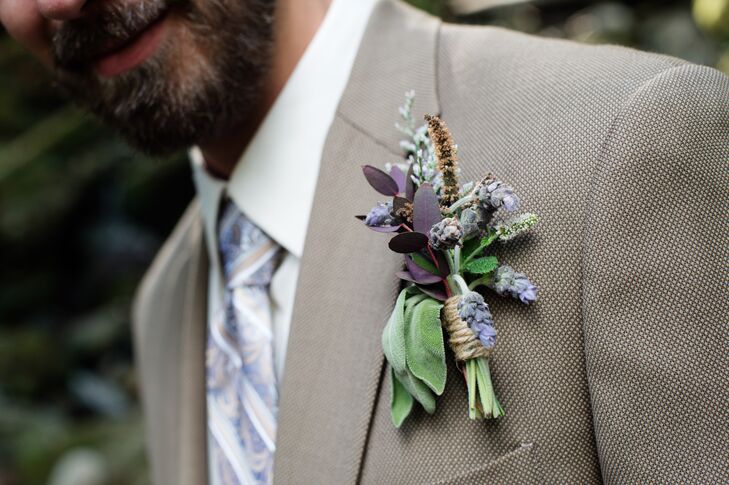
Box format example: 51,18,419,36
176,226,209,485
133,201,209,485
274,2,440,483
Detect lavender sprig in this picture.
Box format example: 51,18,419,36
365,202,396,227
458,292,497,349
488,265,538,304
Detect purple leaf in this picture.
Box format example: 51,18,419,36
388,232,428,253
397,266,442,285
417,283,448,302
396,270,441,285
404,256,442,284
405,164,415,201
390,166,406,194
413,183,442,234
367,224,402,233
362,165,399,196
395,271,418,283
434,250,450,278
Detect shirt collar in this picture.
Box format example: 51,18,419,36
192,0,379,259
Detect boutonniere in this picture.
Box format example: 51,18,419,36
356,92,539,427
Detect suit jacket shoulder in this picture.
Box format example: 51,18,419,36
361,5,728,483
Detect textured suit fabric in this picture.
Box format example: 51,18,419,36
133,201,208,485
132,1,729,484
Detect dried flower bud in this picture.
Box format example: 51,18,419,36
489,265,538,304
428,217,463,250
365,202,395,227
458,291,497,349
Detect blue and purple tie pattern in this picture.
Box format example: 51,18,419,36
206,200,281,485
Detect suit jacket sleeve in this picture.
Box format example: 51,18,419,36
582,63,729,483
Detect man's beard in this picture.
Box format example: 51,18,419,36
51,0,276,155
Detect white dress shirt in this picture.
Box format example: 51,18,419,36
190,0,379,483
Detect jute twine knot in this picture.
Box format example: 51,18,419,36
442,296,492,361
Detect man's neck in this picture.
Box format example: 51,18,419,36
199,0,332,179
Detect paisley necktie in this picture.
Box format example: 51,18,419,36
206,200,281,485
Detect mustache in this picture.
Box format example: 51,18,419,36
52,0,184,70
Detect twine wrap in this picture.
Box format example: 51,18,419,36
442,296,492,361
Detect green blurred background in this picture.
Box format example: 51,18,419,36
0,0,726,483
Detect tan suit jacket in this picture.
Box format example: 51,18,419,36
132,2,729,483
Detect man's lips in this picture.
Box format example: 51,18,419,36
93,14,169,78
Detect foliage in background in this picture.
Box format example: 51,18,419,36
0,30,193,485
0,0,725,483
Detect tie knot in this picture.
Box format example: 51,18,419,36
218,200,281,287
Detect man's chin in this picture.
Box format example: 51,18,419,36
102,103,217,157
51,0,276,157
58,65,220,156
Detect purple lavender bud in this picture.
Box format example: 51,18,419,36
428,217,463,250
459,205,490,240
477,180,520,213
458,291,497,349
364,202,395,227
472,321,497,349
489,265,538,304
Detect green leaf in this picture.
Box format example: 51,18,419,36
461,237,482,262
382,287,437,417
461,231,499,265
390,367,413,427
399,368,437,414
405,297,446,395
404,292,429,315
463,256,499,275
410,252,438,275
382,289,409,374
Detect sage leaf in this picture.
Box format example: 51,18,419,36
399,368,436,414
405,297,446,395
382,288,437,416
382,288,409,375
390,366,413,427
464,256,499,275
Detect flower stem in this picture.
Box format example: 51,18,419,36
462,232,499,265
476,357,504,418
443,249,455,274
468,276,490,291
451,274,470,295
446,194,476,214
466,360,481,419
